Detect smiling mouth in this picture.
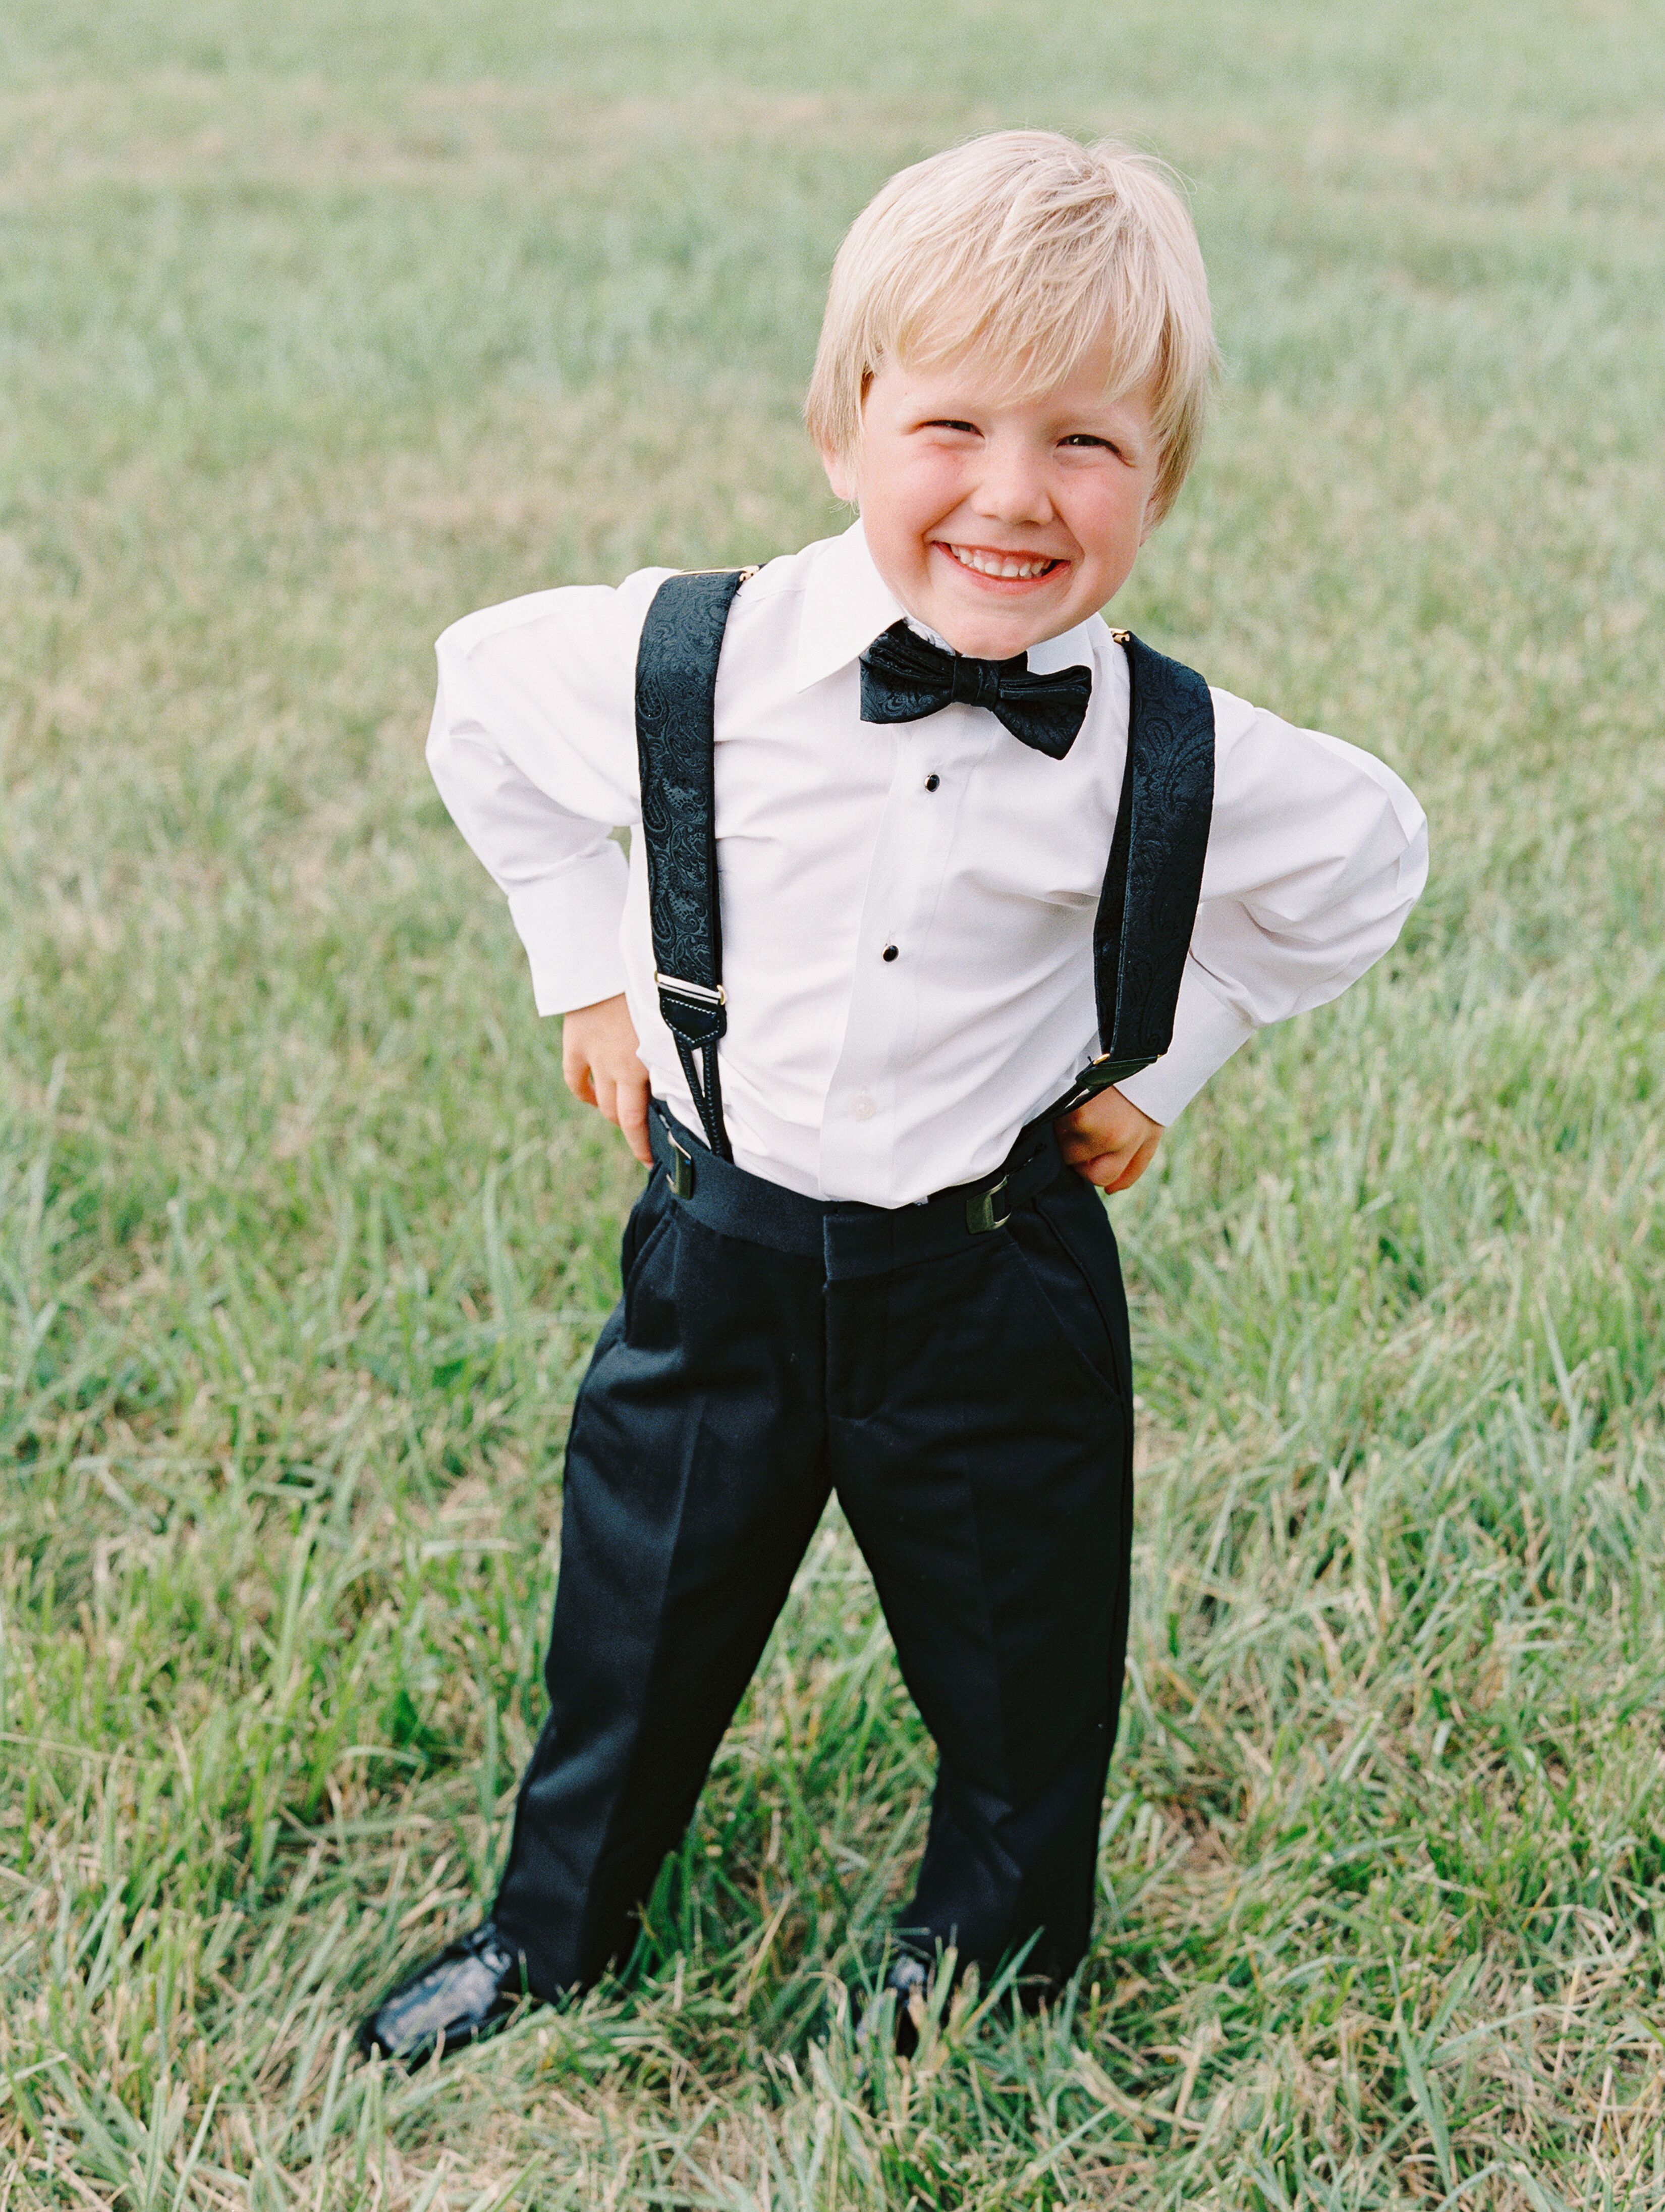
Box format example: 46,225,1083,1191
938,543,1065,582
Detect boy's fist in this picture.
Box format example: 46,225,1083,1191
1053,1085,1162,1194
562,994,653,1164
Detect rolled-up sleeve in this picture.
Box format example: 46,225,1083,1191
425,569,672,1015
1117,689,1428,1125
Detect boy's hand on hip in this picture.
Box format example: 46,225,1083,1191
1054,1086,1163,1194
562,994,653,1165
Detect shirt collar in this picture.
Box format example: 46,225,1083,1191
794,519,906,691
793,517,1105,691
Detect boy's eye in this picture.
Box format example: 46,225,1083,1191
922,418,980,436
1060,434,1116,452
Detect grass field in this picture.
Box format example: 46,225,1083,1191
3,1,1664,2202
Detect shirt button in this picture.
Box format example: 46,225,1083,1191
881,944,899,962
850,1093,876,1121
924,773,940,792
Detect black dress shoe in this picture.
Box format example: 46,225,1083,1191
856,1955,932,2058
358,1921,530,2066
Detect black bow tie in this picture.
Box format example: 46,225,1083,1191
858,620,1093,760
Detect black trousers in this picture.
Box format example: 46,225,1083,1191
491,1117,1135,1999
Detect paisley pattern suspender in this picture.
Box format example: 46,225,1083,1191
1049,632,1215,1119
634,568,753,1159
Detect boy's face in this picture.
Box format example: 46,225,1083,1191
822,339,1162,662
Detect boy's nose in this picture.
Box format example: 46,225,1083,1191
969,447,1056,526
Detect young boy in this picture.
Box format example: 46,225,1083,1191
362,132,1426,2064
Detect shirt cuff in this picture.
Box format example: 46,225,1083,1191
505,844,630,1017
1114,961,1257,1126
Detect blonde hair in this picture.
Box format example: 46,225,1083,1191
806,131,1217,525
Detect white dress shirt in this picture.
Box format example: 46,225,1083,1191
427,520,1427,1206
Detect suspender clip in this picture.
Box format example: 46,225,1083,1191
654,972,726,1007
665,1122,696,1200
965,1174,1011,1235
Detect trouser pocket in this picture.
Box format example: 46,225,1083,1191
1000,1191,1127,1405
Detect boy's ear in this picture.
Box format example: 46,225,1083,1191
819,442,859,505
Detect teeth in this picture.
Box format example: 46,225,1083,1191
947,545,1058,580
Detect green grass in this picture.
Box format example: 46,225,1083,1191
2,0,1663,2201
